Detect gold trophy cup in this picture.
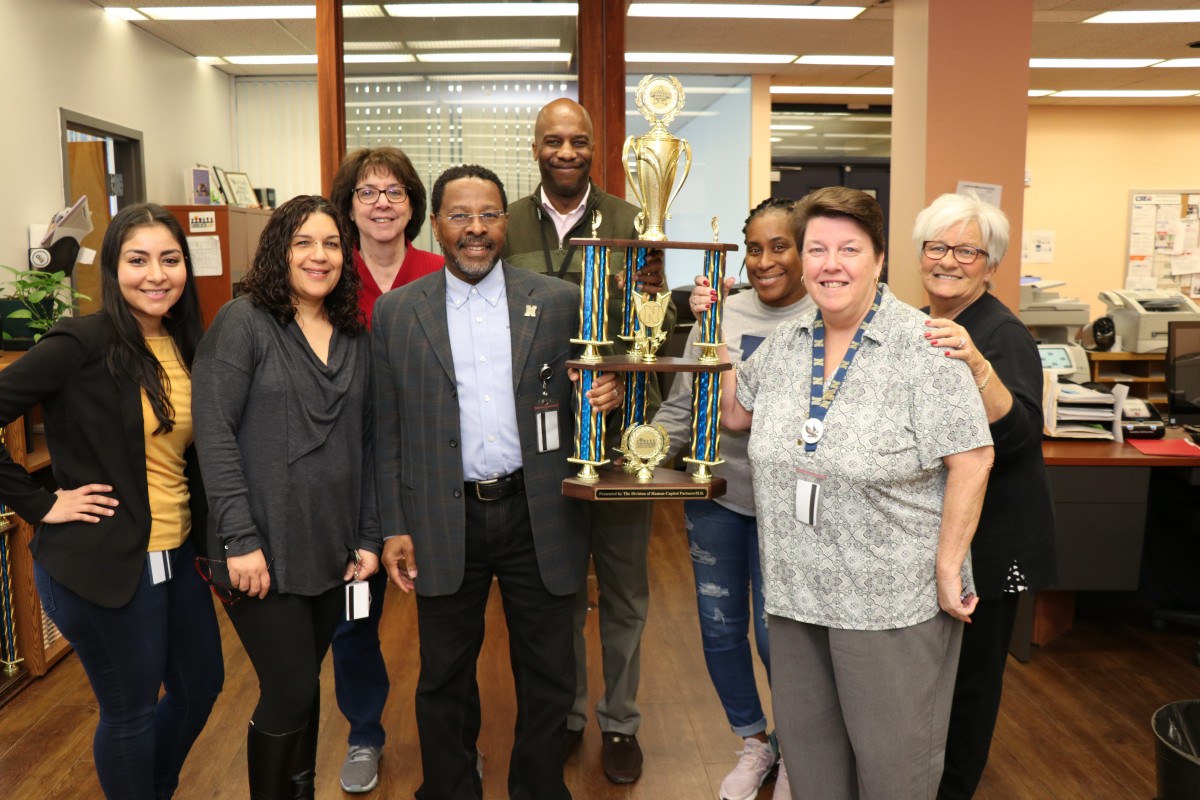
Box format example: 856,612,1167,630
622,75,692,243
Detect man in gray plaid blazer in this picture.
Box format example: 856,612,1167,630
374,164,621,799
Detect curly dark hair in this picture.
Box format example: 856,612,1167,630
240,195,364,336
329,147,427,245
431,164,507,215
99,202,203,435
743,197,794,237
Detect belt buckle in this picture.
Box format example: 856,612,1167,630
474,476,502,501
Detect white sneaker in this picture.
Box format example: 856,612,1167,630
720,737,779,800
774,759,791,800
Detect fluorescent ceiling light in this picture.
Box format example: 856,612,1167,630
406,39,560,50
140,5,315,20
770,124,814,131
770,137,782,143
1155,59,1200,68
105,7,147,21
345,54,417,64
1085,10,1200,24
771,86,893,95
822,133,891,139
629,3,866,21
427,74,577,82
796,55,894,66
1051,90,1200,98
1028,89,1055,97
626,52,796,64
1030,58,1161,68
416,52,572,63
385,3,578,17
224,55,318,65
343,5,386,17
196,56,226,65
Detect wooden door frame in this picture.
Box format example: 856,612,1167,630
59,109,145,209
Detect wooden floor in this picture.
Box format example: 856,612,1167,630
2,500,1199,799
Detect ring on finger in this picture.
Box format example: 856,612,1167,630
958,336,966,349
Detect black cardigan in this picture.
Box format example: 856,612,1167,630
0,314,207,608
954,293,1058,597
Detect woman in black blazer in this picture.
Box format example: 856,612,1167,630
0,204,223,799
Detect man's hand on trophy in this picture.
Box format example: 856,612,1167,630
569,369,625,414
689,273,736,317
613,248,666,294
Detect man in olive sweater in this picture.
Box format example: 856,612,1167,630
500,98,673,785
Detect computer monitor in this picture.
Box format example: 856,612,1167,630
1166,320,1200,425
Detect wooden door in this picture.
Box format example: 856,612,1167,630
67,141,113,315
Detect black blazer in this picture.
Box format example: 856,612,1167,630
0,314,207,608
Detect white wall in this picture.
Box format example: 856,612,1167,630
640,78,752,291
0,0,234,282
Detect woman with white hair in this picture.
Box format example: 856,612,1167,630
915,193,1057,799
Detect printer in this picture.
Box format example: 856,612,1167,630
1099,289,1200,353
1019,279,1090,343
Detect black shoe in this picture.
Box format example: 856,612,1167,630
563,726,584,762
601,732,643,784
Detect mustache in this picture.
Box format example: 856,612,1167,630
457,235,493,249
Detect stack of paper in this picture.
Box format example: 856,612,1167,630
1042,372,1129,441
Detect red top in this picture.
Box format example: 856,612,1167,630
355,242,444,329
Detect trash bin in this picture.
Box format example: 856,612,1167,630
1154,700,1200,800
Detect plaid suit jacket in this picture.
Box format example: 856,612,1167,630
372,263,588,597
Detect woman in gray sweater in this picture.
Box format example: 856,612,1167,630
657,198,811,800
193,195,381,800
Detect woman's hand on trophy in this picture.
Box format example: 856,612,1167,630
689,273,735,317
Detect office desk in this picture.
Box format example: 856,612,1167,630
1008,433,1200,661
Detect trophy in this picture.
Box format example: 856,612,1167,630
622,75,692,243
563,76,735,501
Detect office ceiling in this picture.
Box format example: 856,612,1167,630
89,0,1200,106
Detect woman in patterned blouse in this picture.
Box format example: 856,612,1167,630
916,193,1056,800
692,186,994,800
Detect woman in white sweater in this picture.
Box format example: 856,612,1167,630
654,198,811,800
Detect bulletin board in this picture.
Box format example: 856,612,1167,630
1126,190,1200,297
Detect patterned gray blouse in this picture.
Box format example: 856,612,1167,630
736,286,992,631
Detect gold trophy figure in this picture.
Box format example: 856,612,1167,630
622,75,692,243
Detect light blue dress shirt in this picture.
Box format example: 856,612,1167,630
445,264,523,481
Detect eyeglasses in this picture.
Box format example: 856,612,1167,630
438,212,509,228
193,556,274,606
354,186,408,204
922,242,989,265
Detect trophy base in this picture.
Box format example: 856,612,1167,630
563,468,726,501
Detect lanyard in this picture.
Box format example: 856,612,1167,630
537,216,577,279
802,288,882,453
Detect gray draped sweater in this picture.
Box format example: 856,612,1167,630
193,297,381,596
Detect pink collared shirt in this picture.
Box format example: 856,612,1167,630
539,185,591,246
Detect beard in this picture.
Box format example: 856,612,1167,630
446,234,500,280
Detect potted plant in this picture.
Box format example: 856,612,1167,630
1,265,90,349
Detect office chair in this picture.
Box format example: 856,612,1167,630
1145,467,1200,667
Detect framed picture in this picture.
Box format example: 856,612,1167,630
211,165,232,205
186,167,211,205
224,171,261,209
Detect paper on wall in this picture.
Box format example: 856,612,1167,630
1022,230,1055,263
187,236,223,277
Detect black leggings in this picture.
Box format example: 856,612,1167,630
225,586,342,734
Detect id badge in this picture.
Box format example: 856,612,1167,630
534,400,561,453
148,550,174,585
345,579,370,621
795,467,827,528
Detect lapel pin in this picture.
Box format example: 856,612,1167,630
525,304,538,317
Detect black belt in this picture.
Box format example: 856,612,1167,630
465,469,525,502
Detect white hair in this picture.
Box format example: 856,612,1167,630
912,192,1010,268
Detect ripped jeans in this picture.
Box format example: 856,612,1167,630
684,499,770,737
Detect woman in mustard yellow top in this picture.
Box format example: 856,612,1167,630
0,203,222,799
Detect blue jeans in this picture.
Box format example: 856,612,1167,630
684,500,770,737
331,568,390,748
35,537,224,799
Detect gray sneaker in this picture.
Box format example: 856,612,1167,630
340,745,381,793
